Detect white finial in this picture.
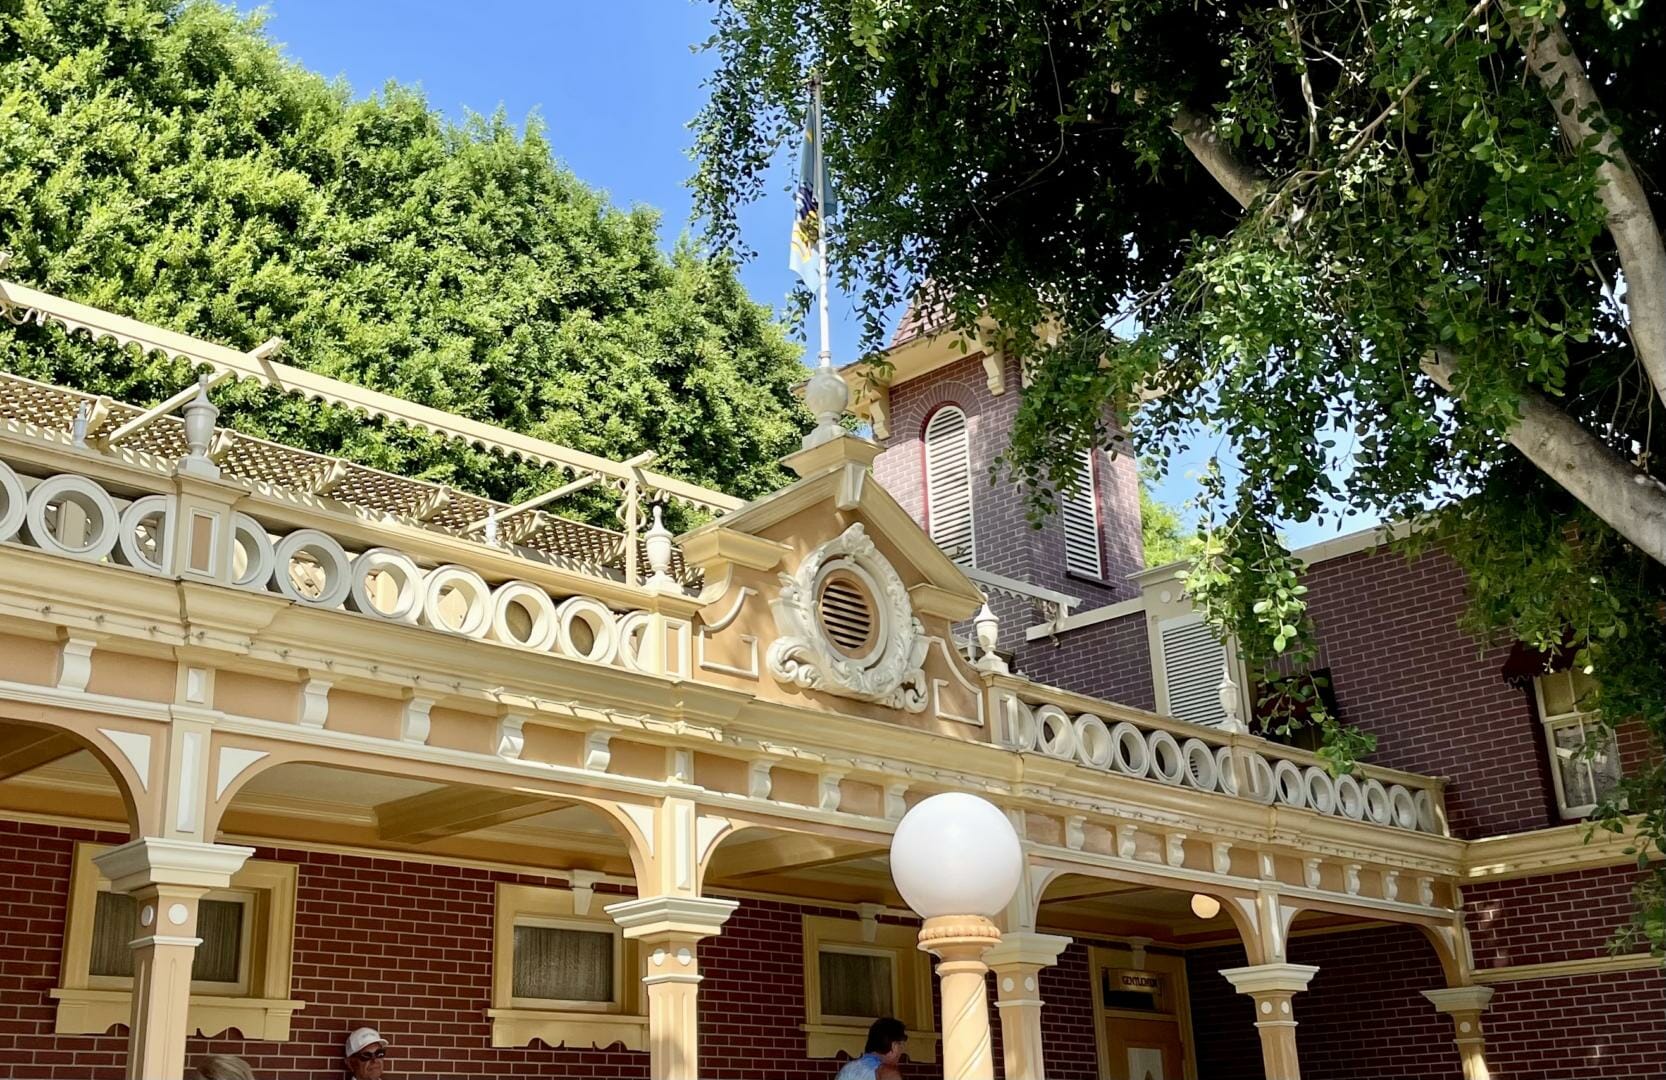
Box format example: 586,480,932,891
642,502,678,592
179,374,221,478
802,364,850,449
973,599,1007,673
70,402,93,447
1217,661,1247,733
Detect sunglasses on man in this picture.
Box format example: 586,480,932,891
352,1049,388,1062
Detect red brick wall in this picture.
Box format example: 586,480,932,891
1465,865,1648,971
1485,968,1666,1080
1018,610,1157,712
0,818,952,1080
873,352,1144,628
1289,544,1554,838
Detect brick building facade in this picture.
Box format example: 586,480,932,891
0,287,1658,1080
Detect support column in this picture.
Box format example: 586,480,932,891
93,837,253,1080
1423,986,1495,1080
984,931,1071,1080
606,894,738,1080
1220,962,1319,1080
918,915,1003,1080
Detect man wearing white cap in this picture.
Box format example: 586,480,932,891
343,1027,389,1079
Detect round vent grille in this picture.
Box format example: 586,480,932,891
817,571,877,658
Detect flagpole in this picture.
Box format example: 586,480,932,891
812,76,832,373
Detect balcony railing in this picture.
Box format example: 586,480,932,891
989,676,1449,836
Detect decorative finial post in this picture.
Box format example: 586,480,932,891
802,365,850,449
1218,660,1247,733
973,599,1008,674
178,374,221,478
642,502,678,592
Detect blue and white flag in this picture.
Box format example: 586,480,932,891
790,91,835,294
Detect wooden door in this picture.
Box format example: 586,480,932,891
1108,1016,1185,1080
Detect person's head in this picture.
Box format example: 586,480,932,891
191,1056,254,1080
864,1017,908,1064
343,1027,388,1079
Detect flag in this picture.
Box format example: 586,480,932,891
790,92,835,294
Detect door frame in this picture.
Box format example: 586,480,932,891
1089,944,1199,1080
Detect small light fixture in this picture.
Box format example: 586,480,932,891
1190,893,1222,920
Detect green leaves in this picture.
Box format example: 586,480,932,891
0,0,809,516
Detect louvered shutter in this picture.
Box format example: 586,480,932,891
1062,448,1103,577
1159,617,1229,727
924,407,975,565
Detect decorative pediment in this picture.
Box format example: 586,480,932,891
767,523,929,711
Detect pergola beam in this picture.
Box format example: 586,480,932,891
0,728,82,782
468,451,658,534
374,787,568,844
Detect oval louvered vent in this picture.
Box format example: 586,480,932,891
818,572,877,658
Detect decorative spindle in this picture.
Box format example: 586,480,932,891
1218,661,1247,733
643,502,677,591
973,600,1007,673
179,375,221,478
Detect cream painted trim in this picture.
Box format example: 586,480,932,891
49,988,304,1041
1025,596,1146,641
1469,954,1661,984
490,881,648,1050
55,843,301,1041
801,914,938,1064
1461,820,1649,881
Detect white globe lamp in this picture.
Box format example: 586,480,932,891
889,792,1024,1080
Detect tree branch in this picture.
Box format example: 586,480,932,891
1425,349,1666,564
1171,107,1267,210
1509,8,1666,410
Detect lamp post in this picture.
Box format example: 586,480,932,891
890,792,1024,1080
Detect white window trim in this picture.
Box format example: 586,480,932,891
1533,673,1620,820
801,915,938,1063
815,941,903,1027
507,913,625,1013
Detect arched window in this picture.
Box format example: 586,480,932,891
1061,447,1103,578
923,405,975,565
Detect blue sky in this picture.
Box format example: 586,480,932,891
250,0,1370,547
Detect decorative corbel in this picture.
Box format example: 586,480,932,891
981,348,1007,395
883,781,909,820
297,676,332,729
747,759,774,800
1212,841,1234,876
1303,858,1323,890
401,696,434,745
857,902,883,944
1064,815,1086,851
496,714,527,760
1344,863,1363,896
55,636,97,694
568,869,604,916
583,730,613,772
817,772,844,812
1165,833,1187,868
1115,824,1138,860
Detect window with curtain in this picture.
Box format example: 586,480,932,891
923,406,975,565
1534,670,1622,818
512,922,617,1005
818,947,894,1020
89,892,246,988
1062,447,1103,578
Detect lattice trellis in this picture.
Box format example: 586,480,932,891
0,370,693,579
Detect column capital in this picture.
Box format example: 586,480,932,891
1422,986,1494,1015
985,931,1072,971
1220,962,1320,997
605,894,739,940
93,837,253,893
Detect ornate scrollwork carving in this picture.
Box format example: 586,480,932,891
767,523,928,711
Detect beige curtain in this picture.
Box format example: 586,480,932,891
513,926,614,1003
820,950,893,1019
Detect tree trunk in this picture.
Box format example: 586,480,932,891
1509,9,1666,411
1425,350,1666,565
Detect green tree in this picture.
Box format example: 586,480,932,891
693,0,1665,946
0,0,807,515
1140,481,1201,568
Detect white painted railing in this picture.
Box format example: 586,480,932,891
0,457,665,673
991,680,1447,835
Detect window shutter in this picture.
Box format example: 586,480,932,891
1062,448,1103,578
924,407,975,565
1160,617,1229,727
